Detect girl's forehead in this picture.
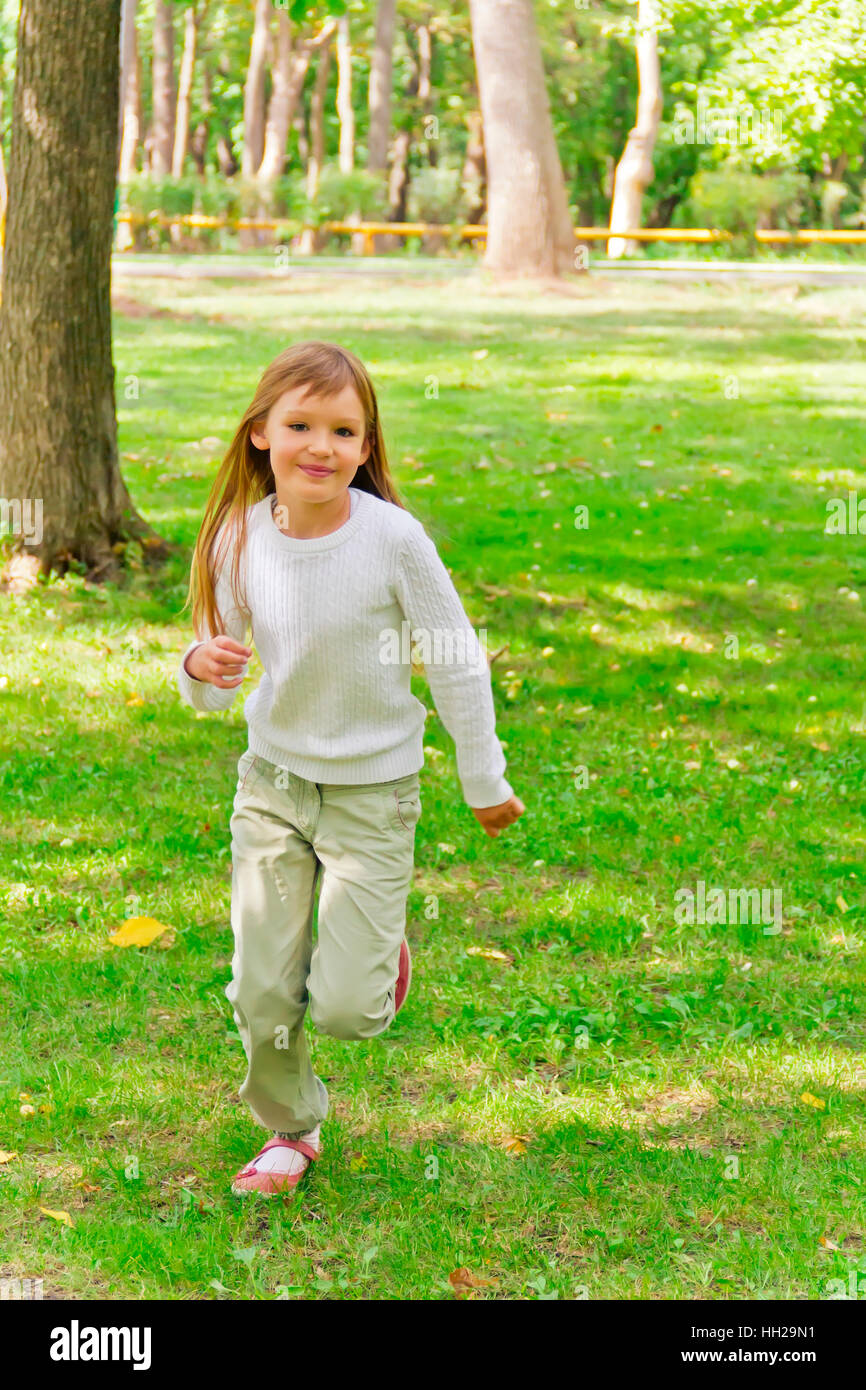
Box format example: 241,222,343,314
274,382,363,412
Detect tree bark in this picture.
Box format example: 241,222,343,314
0,0,166,590
368,0,396,172
336,13,354,174
242,0,271,179
469,0,575,278
151,0,175,177
172,5,200,177
608,0,662,258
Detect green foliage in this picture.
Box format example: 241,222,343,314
302,166,388,226
406,165,463,225
683,166,811,250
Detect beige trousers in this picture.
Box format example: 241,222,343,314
226,749,421,1138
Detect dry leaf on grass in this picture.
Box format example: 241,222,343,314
449,1267,498,1298
502,1135,529,1155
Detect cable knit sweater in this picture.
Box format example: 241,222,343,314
174,485,513,809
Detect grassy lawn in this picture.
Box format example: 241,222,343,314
1,266,864,1300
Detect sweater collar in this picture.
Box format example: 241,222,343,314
261,486,367,552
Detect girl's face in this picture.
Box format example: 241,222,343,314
251,382,371,501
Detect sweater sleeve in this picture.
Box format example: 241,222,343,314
175,524,251,714
393,520,513,809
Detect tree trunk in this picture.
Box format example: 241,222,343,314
242,0,271,180
259,11,298,184
461,107,486,225
0,92,6,225
151,0,175,177
116,0,140,250
172,5,199,177
608,0,662,258
388,128,410,226
118,0,139,181
368,0,396,172
293,106,309,169
259,16,336,185
0,0,166,591
190,53,212,176
297,31,335,254
336,13,354,174
417,22,435,166
469,0,575,278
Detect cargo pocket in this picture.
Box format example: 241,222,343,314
388,780,422,835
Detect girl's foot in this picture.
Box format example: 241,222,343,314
230,1126,321,1196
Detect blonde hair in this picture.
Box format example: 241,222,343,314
183,339,408,640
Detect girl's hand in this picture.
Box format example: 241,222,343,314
471,794,526,838
184,636,253,687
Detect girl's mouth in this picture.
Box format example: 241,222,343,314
298,465,333,478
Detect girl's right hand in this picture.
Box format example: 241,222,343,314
184,636,253,687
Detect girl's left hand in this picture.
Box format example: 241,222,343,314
471,795,526,838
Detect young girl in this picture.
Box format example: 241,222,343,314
176,339,525,1196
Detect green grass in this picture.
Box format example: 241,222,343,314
1,266,865,1300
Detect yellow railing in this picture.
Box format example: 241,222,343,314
110,212,866,252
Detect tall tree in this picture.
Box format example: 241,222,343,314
118,0,140,182
368,0,396,172
0,0,163,588
259,15,337,185
298,27,336,254
241,0,271,179
608,0,662,257
151,0,176,176
172,4,204,177
469,0,575,277
336,12,354,173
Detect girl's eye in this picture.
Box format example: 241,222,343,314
287,423,354,436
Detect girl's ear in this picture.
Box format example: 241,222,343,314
250,418,269,450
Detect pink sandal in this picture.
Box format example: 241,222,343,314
230,1136,321,1196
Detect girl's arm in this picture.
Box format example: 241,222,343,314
393,521,514,810
176,530,252,714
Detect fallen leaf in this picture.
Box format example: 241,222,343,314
466,946,513,964
39,1206,74,1227
819,1235,840,1250
0,1150,20,1164
449,1267,497,1298
801,1092,826,1110
108,916,173,948
502,1135,529,1155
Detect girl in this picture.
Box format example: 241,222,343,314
176,339,525,1196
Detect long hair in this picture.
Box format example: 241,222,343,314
183,340,408,640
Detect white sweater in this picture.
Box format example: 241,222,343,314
174,486,513,809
